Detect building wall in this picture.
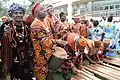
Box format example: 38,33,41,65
81,0,120,17
41,0,120,17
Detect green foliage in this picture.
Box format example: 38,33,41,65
28,0,44,3
0,1,8,17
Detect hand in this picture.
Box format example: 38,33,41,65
4,25,10,34
75,52,79,56
72,66,81,74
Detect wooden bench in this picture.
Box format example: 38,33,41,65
103,58,120,67
71,58,120,80
71,70,101,80
84,65,119,80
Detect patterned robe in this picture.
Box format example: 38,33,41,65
70,23,81,35
80,24,89,38
0,21,32,80
60,33,87,73
30,18,55,80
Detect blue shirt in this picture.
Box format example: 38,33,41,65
103,22,115,39
91,26,103,40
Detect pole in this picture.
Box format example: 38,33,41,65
67,0,72,23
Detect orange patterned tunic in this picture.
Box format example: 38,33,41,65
70,23,81,34
30,18,54,80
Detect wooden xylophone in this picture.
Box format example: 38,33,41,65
71,58,120,80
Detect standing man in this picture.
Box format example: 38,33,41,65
103,16,116,57
0,3,33,80
44,5,60,38
59,12,70,30
103,16,115,40
59,12,70,38
70,14,81,34
30,4,53,80
45,5,55,28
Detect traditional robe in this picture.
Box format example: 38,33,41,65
30,18,55,80
0,21,32,80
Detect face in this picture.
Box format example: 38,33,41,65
61,15,66,22
37,7,46,19
74,18,80,23
12,10,24,22
47,7,54,16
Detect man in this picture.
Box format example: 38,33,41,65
59,12,69,30
30,4,68,80
60,33,87,80
0,3,32,80
59,12,70,38
45,5,55,27
70,14,81,34
44,5,60,36
88,20,104,62
103,16,115,39
103,16,116,57
30,4,52,80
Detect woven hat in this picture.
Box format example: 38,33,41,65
72,14,80,19
31,2,43,16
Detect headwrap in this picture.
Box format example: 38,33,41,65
8,3,25,17
1,16,8,21
31,2,43,16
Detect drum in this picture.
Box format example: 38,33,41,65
48,47,68,72
103,39,110,48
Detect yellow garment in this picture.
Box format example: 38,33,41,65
31,18,54,80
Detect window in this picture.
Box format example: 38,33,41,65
110,5,114,9
100,7,103,10
105,6,108,10
115,5,120,8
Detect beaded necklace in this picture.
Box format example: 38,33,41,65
12,21,27,47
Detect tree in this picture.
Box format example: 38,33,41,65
28,0,44,3
0,1,8,17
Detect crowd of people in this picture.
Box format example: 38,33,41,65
0,1,120,80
